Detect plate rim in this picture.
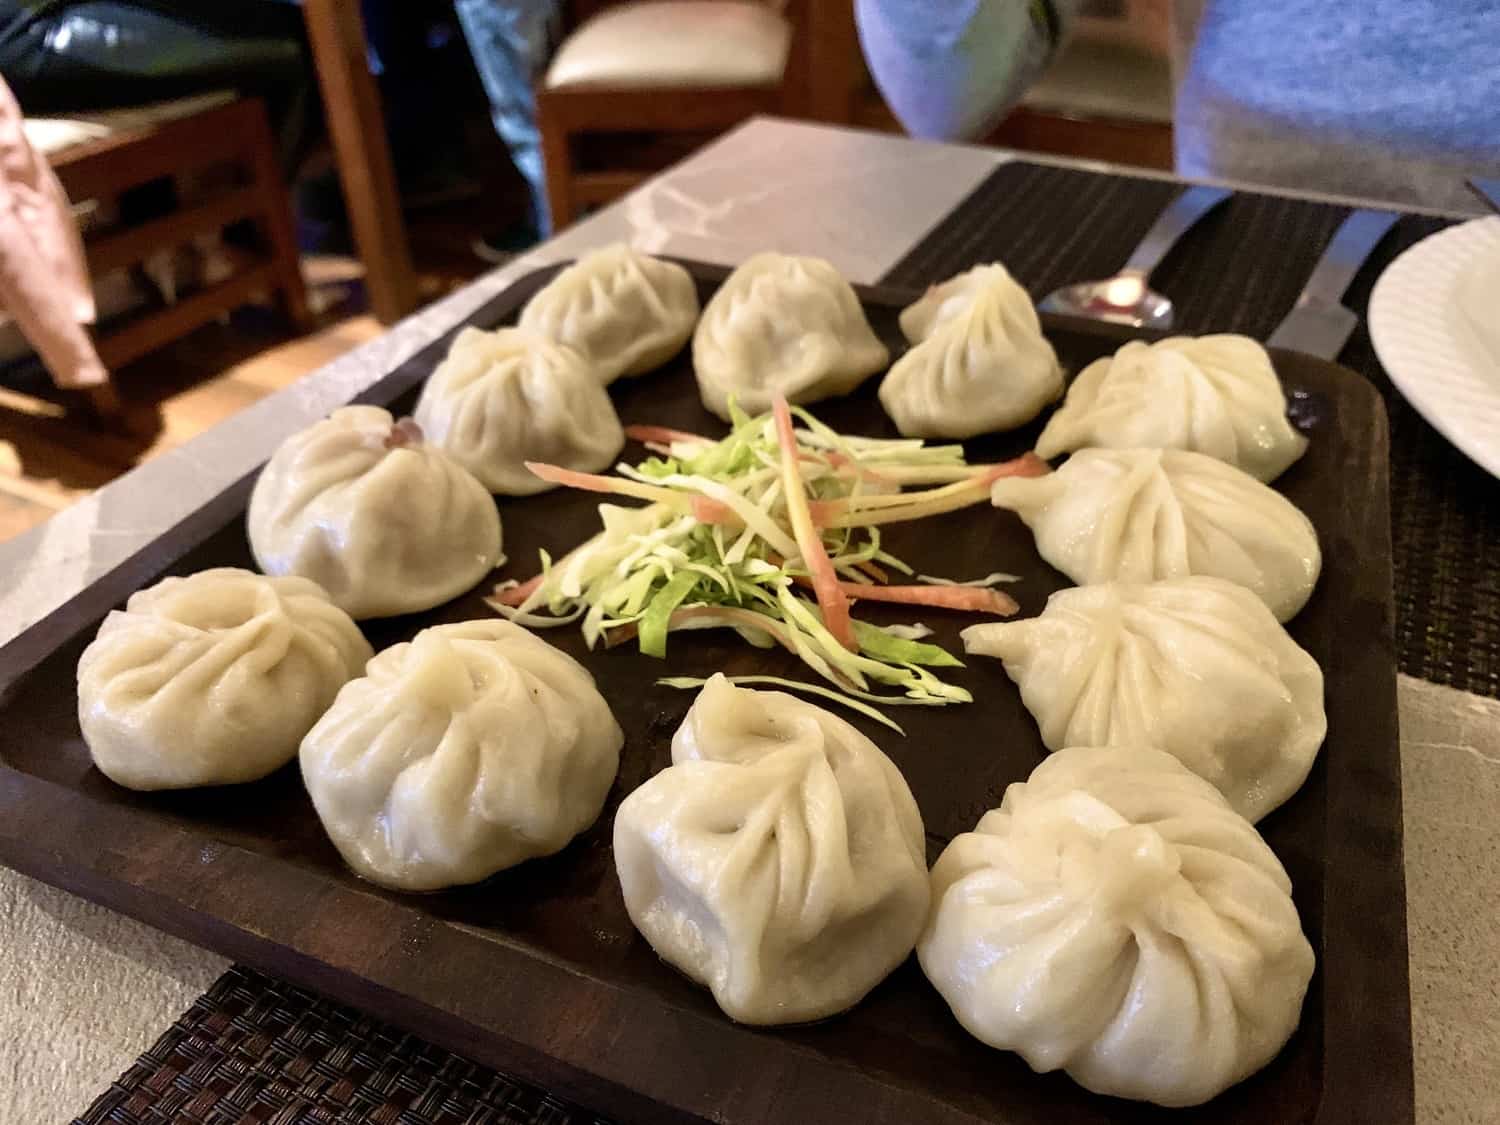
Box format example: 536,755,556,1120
1369,216,1500,479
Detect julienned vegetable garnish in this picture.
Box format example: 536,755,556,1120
486,396,1047,721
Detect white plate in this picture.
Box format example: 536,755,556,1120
1369,217,1500,479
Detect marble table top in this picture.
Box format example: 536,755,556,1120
2,119,1494,1124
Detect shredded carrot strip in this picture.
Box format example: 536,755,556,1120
691,495,739,525
812,453,1048,520
793,575,1018,616
821,450,892,484
623,424,712,446
809,453,1049,528
979,452,1050,484
494,574,544,607
807,498,843,524
524,461,687,506
808,489,981,524
772,397,855,651
810,477,979,522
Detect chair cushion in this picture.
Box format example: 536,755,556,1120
545,2,791,91
24,92,238,156
1024,38,1173,126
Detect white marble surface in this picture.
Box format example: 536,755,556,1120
3,119,1495,1124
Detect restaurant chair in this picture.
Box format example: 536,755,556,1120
38,95,310,393
536,0,858,229
1001,3,1175,171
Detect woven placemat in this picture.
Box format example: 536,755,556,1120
883,161,1500,699
74,965,610,1125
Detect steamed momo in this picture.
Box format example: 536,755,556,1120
518,243,699,384
899,262,1008,343
1035,335,1308,481
880,264,1061,438
692,253,888,420
613,675,929,1025
414,327,624,494
300,620,622,891
249,406,502,619
920,746,1314,1107
963,577,1326,821
990,448,1320,621
77,568,372,790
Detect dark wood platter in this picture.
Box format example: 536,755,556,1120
0,262,1411,1124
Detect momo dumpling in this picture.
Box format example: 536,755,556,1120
613,675,928,1024
920,746,1315,1108
990,448,1320,621
300,619,622,892
692,252,888,420
77,568,372,791
963,577,1325,820
518,243,699,384
880,267,1061,438
1035,335,1309,481
414,326,624,494
899,261,1019,343
248,406,501,620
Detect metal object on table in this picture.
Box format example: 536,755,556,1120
1037,184,1231,329
1468,177,1500,213
1266,209,1400,360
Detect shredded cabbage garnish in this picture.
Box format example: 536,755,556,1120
657,675,907,734
489,401,1046,718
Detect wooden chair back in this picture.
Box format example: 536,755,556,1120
48,98,310,375
538,0,859,227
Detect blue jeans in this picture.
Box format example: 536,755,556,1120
454,0,562,238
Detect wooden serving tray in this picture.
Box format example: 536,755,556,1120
0,262,1411,1124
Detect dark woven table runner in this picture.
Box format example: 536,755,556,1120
74,966,611,1125
77,158,1500,1125
882,161,1500,699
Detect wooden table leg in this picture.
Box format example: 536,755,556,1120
84,379,124,420
244,100,314,331
302,0,418,324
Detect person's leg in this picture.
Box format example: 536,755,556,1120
0,93,110,397
453,0,561,243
